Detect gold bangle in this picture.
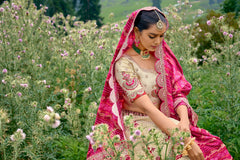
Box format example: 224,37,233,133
182,137,196,156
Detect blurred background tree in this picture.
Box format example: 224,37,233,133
32,0,103,27
152,0,162,10
209,0,215,5
33,0,74,17
76,0,103,27
221,0,240,17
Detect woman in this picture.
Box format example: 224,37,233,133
87,7,233,160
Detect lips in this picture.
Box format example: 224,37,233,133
152,46,157,49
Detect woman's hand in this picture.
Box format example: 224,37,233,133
186,139,205,160
178,119,190,132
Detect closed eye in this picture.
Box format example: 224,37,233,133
149,35,155,39
149,34,164,39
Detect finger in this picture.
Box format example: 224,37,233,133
201,153,205,160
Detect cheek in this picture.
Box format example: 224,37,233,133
142,36,153,45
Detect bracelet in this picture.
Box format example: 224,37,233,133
182,137,196,156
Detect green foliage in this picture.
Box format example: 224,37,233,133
191,10,239,59
165,5,240,159
221,0,240,17
53,136,87,160
86,116,189,159
33,0,75,17
0,0,121,159
0,0,239,159
152,0,162,10
77,0,103,27
100,0,221,24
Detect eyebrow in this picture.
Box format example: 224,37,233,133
149,32,166,36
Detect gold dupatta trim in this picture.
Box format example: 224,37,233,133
154,45,170,116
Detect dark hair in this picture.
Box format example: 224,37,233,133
134,10,167,32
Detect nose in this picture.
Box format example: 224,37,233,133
154,37,162,45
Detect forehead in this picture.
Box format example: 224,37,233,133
142,24,167,35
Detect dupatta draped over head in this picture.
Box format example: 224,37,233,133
87,7,232,160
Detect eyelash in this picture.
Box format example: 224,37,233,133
149,35,164,39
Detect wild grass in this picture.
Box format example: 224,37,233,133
0,0,239,159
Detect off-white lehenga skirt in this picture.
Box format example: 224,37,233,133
122,110,190,160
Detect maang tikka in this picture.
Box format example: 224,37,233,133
154,10,164,30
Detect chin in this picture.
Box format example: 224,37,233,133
149,48,156,52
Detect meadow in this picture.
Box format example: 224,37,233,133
0,0,239,159
100,0,221,24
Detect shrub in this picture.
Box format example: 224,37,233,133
191,10,239,59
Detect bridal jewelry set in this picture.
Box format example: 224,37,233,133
133,10,164,60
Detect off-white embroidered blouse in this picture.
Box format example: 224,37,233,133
115,55,161,107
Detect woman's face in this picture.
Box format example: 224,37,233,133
135,23,167,51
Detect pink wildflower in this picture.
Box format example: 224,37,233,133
90,51,94,56
21,132,26,140
0,7,4,12
47,106,54,112
92,126,95,131
37,64,42,68
95,66,101,70
226,72,230,76
43,115,50,122
52,120,61,128
17,129,23,133
55,113,61,120
207,20,211,25
134,130,141,136
229,34,233,38
20,84,28,87
10,135,15,141
87,87,92,92
17,92,22,97
129,135,135,142
223,32,228,36
212,57,217,62
193,58,198,63
2,80,6,84
43,79,47,84
2,69,7,73
218,16,223,20
86,135,92,141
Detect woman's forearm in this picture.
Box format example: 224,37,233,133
133,95,178,136
176,105,189,122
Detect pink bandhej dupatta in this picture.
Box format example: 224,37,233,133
87,7,233,160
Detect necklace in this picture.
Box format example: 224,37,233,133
132,44,150,59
